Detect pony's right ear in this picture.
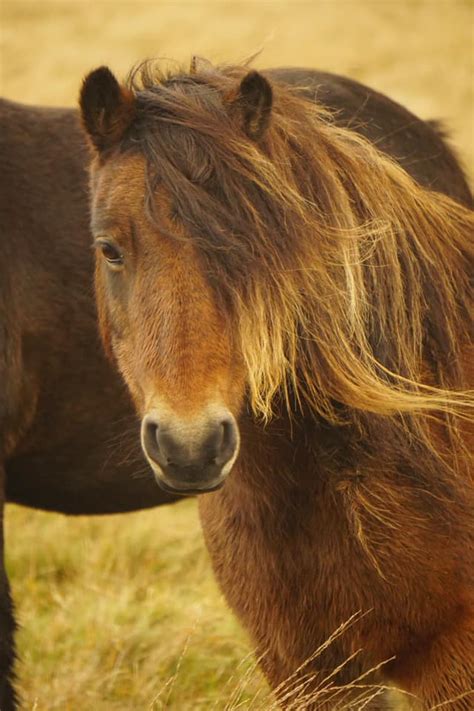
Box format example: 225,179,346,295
79,66,136,153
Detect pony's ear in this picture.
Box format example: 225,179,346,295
231,71,272,141
79,66,136,153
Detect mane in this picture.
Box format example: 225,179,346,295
123,61,473,477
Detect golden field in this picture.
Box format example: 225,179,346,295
1,1,473,709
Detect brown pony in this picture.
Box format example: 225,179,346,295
79,59,474,709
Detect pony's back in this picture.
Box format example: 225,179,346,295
268,67,472,207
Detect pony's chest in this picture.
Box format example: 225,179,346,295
198,482,367,631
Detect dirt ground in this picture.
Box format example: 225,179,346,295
1,1,473,709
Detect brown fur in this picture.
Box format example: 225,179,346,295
80,60,474,708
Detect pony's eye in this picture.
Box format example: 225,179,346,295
97,240,124,268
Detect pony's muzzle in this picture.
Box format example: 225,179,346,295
141,410,239,494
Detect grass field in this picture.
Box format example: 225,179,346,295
1,1,473,709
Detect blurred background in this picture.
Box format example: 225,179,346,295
1,1,473,709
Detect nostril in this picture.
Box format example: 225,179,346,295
147,422,159,446
216,416,238,465
142,416,162,464
222,417,235,443
221,418,231,435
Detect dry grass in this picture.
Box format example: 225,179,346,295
5,501,268,710
1,1,472,709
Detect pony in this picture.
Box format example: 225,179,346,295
79,58,473,709
0,98,181,710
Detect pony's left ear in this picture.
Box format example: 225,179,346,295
231,71,273,141
79,66,136,153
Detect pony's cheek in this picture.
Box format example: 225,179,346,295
111,337,147,412
96,285,142,402
101,293,131,350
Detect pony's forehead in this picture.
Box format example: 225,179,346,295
91,152,147,225
94,151,146,194
92,151,186,244
119,66,275,191
122,105,224,191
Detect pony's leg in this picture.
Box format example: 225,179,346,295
390,620,474,711
0,466,17,711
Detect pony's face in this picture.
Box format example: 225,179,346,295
90,151,246,494
80,64,273,494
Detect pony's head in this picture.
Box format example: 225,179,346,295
79,64,278,493
79,61,473,494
